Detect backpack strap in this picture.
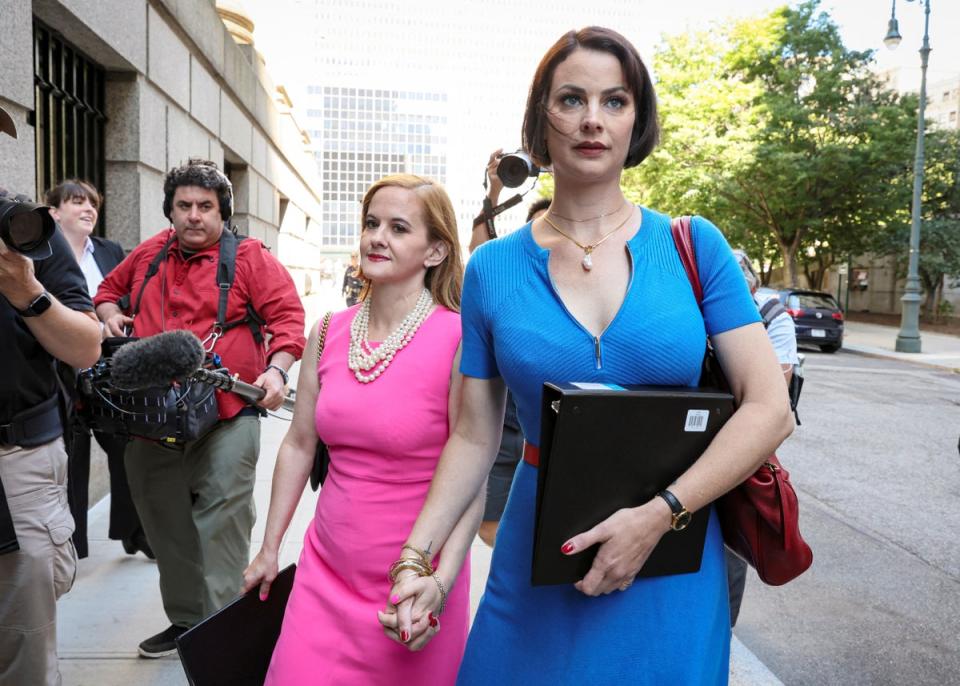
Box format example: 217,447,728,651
759,298,787,328
214,230,266,345
130,233,178,317
216,228,239,331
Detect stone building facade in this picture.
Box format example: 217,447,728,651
0,0,325,294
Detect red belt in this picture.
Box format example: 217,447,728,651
523,442,540,467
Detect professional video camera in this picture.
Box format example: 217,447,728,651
496,150,541,188
0,191,56,260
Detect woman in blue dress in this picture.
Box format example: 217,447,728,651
380,26,794,684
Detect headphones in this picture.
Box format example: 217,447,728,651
162,163,234,222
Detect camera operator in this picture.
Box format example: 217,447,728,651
0,185,102,686
94,158,305,658
470,149,550,547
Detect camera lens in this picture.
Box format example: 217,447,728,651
8,212,45,249
496,151,539,188
0,199,56,259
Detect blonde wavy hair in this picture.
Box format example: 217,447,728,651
357,174,463,312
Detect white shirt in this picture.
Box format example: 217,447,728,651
755,293,799,366
78,237,105,297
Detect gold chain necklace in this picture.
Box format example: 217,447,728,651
542,203,635,271
548,203,625,223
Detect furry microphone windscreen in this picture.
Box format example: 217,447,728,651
110,330,205,390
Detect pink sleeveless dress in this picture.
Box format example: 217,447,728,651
265,305,469,686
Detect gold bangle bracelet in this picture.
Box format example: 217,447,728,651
401,544,432,566
388,559,432,583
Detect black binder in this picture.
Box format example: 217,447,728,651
532,383,734,586
176,563,296,686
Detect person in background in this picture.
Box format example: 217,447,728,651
44,179,153,561
470,151,550,547
384,27,793,683
727,248,799,627
243,174,478,685
342,251,364,306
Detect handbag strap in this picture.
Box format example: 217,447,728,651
669,216,702,306
316,312,332,370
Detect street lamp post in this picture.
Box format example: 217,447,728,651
884,0,931,353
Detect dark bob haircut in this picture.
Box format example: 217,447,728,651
522,26,659,170
162,158,233,221
44,179,102,211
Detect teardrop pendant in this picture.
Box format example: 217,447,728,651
581,252,593,271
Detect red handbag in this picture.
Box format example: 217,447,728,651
670,216,813,586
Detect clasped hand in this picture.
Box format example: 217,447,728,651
378,570,443,651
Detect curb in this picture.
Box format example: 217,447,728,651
731,636,784,685
839,344,960,373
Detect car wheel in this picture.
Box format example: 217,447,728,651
820,343,840,353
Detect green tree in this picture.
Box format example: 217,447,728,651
873,130,960,318
629,0,917,286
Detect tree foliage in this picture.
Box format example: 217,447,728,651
873,130,960,316
628,0,917,286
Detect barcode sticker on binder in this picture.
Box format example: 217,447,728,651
684,410,709,432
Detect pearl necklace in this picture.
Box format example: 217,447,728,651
348,288,434,383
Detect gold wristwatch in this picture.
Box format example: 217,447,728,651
657,489,692,531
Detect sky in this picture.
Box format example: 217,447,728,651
241,0,960,239
247,0,960,101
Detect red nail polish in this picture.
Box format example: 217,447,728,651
429,617,439,628
428,612,434,621
401,631,409,642
561,542,574,554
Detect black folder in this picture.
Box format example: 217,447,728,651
176,563,296,686
532,383,734,586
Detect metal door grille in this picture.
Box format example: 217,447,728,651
33,20,106,222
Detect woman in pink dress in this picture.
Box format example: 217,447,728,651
242,174,482,685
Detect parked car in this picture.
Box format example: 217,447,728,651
756,287,844,353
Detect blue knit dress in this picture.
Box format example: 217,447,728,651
456,207,760,685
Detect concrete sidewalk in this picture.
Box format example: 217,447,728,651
56,421,782,685
841,320,960,370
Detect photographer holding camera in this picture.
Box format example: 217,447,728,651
0,180,102,685
469,149,550,547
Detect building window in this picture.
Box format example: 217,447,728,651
32,20,107,216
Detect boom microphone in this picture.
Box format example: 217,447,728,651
109,331,295,411
110,330,204,389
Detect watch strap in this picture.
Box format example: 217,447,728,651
657,489,683,515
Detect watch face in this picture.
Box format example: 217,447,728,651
19,291,52,317
673,510,692,531
32,292,52,315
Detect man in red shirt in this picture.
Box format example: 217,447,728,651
95,159,305,658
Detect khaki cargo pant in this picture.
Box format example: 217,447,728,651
124,416,260,629
0,439,77,686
